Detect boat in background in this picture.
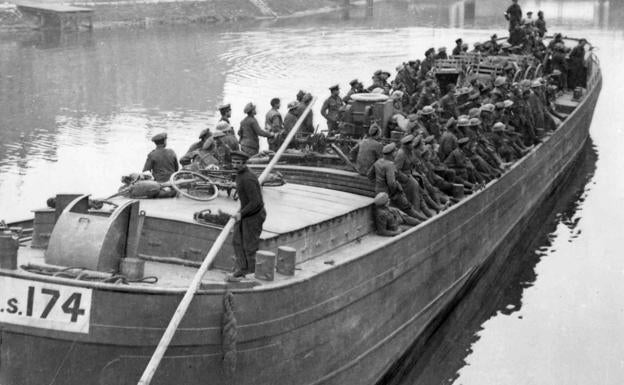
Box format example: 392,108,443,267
0,37,602,385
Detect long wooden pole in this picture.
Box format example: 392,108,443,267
137,97,317,385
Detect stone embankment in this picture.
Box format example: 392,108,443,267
0,0,346,30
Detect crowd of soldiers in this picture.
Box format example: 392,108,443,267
140,0,591,238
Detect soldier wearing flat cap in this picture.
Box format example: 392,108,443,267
238,102,275,157
367,143,424,220
349,123,383,176
229,150,266,278
373,192,421,236
143,133,179,183
321,84,344,135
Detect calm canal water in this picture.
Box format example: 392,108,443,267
0,0,623,383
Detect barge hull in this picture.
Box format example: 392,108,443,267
0,78,602,384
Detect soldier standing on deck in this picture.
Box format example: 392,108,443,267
229,150,267,279
265,98,283,151
535,11,547,37
142,133,179,183
321,84,344,135
238,103,275,157
505,0,522,32
452,38,463,56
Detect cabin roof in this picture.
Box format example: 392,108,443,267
113,183,373,238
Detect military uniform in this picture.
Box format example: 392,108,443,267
439,93,459,120
143,146,179,183
321,94,344,134
232,164,266,275
265,108,283,152
350,137,383,176
219,118,240,152
238,115,273,156
394,146,424,211
505,2,522,31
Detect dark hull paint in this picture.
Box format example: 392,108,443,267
0,74,602,385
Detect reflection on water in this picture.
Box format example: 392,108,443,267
0,0,624,383
379,141,603,385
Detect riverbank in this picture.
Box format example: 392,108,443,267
0,0,361,31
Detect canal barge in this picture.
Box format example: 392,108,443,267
0,39,602,385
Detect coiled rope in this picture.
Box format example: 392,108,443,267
222,290,238,379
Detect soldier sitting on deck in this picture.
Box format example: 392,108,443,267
373,192,421,237
180,128,211,166
350,123,383,176
367,143,424,220
142,132,179,183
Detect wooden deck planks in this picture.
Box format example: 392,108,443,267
114,183,372,236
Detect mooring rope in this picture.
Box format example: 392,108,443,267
222,290,238,379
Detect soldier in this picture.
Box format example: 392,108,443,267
394,135,430,219
378,71,392,94
142,133,179,183
367,143,424,220
452,38,463,56
216,121,240,152
343,79,362,103
419,48,436,80
505,0,522,32
445,137,484,185
439,84,459,121
436,47,448,60
265,98,283,152
218,103,232,124
413,80,437,113
211,131,232,169
367,70,384,92
490,122,515,162
550,42,569,90
373,192,421,236
321,84,344,135
238,102,275,156
296,90,306,103
439,118,459,161
568,38,588,89
283,101,300,136
229,150,267,279
299,92,315,134
535,11,547,37
180,128,212,166
418,105,442,138
350,124,383,175
185,137,219,171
